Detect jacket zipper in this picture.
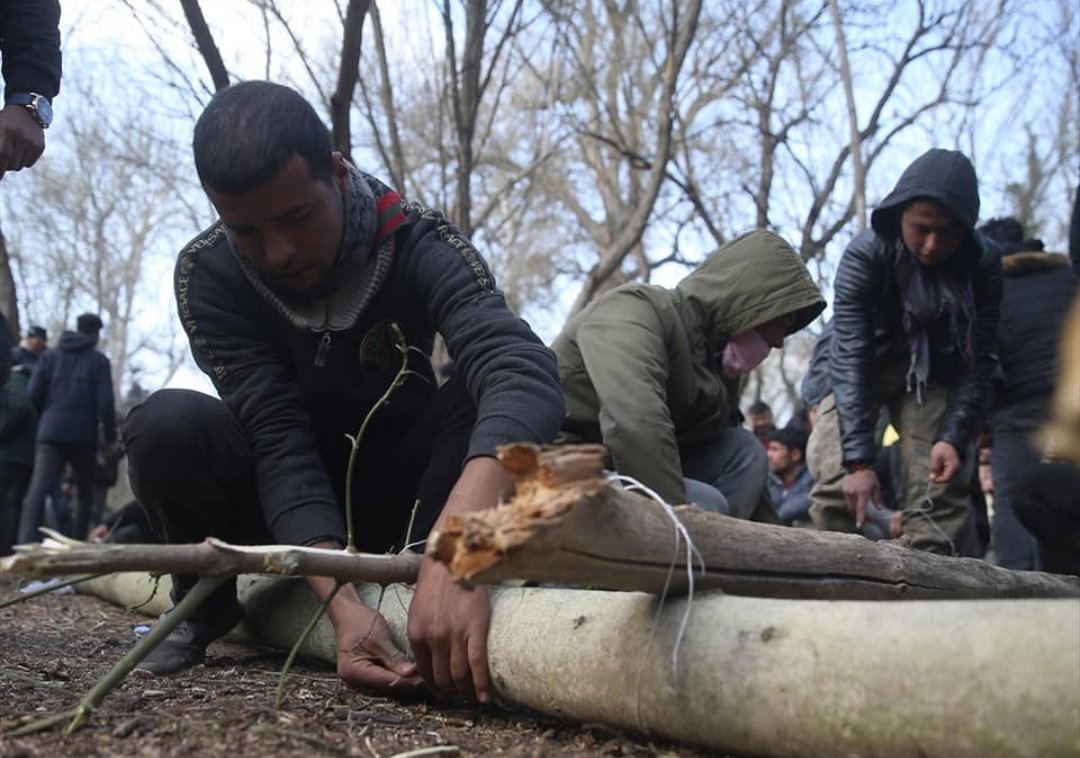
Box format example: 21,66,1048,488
314,330,332,367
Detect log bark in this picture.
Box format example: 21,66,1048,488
80,572,1080,757
428,444,1080,599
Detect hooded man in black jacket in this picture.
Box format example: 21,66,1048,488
17,313,116,544
122,82,565,702
806,149,1002,554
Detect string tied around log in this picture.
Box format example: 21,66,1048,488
606,474,705,704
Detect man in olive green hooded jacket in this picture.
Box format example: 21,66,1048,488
554,230,826,516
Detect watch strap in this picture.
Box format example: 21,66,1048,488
6,92,51,129
843,460,871,474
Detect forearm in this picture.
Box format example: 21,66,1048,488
303,540,369,622
431,455,512,531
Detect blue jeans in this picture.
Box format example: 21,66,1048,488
680,427,767,519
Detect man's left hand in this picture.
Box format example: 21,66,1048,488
929,441,961,483
407,556,491,703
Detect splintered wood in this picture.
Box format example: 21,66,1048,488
427,444,610,581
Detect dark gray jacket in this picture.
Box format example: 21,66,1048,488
29,331,116,446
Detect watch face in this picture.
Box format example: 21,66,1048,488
32,95,53,127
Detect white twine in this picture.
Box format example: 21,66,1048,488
606,474,705,680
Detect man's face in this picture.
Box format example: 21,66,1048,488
766,441,797,475
749,412,773,437
900,200,965,267
26,335,45,356
208,152,348,294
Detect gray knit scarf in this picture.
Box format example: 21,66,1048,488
230,163,397,331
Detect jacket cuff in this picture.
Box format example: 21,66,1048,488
269,503,346,547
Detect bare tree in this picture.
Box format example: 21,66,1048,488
545,0,704,323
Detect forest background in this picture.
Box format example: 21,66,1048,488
0,0,1076,424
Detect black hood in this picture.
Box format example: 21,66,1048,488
870,149,980,241
58,330,98,352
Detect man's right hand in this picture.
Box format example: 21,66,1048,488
306,570,423,693
842,468,882,529
0,106,45,177
330,593,423,690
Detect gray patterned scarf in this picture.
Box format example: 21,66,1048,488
895,240,977,403
230,163,403,331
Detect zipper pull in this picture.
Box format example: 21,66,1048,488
314,331,332,367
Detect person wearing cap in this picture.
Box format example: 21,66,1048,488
765,426,814,527
12,324,47,373
555,230,826,519
17,313,116,544
806,149,1002,555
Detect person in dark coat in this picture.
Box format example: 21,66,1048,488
806,149,1002,554
0,356,37,554
11,324,47,373
17,313,116,544
977,217,1077,569
121,82,565,701
765,426,814,527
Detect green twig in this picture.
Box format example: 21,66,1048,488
8,574,229,736
275,579,344,709
0,667,69,692
0,573,107,609
344,322,413,553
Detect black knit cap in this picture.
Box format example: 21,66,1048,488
76,313,103,334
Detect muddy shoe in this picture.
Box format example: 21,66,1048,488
134,603,243,677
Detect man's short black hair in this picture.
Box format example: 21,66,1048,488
26,325,47,340
76,313,103,335
748,400,772,416
768,426,807,454
977,216,1044,256
192,81,334,195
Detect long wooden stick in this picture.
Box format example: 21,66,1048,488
428,444,1080,599
1,531,421,585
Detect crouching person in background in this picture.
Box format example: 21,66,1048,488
554,230,825,520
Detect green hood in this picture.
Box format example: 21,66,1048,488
675,230,825,347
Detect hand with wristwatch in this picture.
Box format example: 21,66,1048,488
0,91,53,177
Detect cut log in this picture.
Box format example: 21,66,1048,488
428,444,1080,599
80,572,1080,757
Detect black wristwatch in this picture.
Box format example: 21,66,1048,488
6,92,53,129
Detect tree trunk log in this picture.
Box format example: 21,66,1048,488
80,572,1080,757
428,444,1080,599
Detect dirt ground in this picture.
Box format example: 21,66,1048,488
0,577,716,758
